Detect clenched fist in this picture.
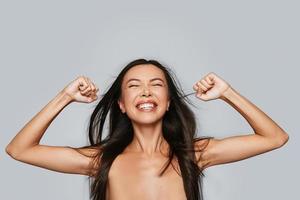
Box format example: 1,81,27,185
193,72,231,101
62,76,99,103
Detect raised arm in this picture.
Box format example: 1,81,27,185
193,72,289,170
5,76,100,177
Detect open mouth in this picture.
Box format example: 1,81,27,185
136,102,158,112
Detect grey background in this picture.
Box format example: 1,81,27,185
1,0,299,199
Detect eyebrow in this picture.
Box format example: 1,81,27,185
126,78,165,84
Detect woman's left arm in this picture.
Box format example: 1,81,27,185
193,72,289,169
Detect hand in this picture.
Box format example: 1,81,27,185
62,76,99,103
193,72,231,101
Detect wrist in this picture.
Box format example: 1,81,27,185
219,86,234,101
58,90,74,104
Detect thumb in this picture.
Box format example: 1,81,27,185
196,93,210,101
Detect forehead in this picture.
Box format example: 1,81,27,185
123,64,166,82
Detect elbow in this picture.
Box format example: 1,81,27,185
5,145,13,157
5,145,19,159
276,132,289,148
5,145,14,157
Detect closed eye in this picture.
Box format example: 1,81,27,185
129,84,162,88
129,85,139,88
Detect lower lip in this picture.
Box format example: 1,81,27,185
136,106,157,112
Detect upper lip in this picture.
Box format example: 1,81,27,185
136,99,158,107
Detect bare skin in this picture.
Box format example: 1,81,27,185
107,65,187,199
106,145,187,200
5,65,289,200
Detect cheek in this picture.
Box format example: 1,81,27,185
122,93,136,108
156,89,169,100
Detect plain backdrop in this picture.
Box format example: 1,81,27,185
1,0,299,199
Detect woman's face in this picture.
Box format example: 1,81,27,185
118,64,170,125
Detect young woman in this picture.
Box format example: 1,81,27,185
5,58,289,200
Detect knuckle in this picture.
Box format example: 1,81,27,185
205,77,211,82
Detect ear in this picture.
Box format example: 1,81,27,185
118,98,126,113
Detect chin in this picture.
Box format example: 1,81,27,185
132,119,163,126
129,114,165,125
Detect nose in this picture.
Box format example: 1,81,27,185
140,86,151,97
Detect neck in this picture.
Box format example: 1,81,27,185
126,120,169,157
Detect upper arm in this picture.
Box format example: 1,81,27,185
195,133,288,170
7,145,100,177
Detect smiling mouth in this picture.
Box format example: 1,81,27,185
136,103,158,112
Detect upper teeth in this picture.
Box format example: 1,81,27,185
137,103,155,109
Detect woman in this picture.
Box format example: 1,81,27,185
5,58,289,200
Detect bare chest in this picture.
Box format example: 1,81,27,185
106,153,187,200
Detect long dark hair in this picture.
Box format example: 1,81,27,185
77,58,214,200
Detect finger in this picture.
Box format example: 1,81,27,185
86,77,96,91
83,76,92,88
83,95,95,103
87,79,100,97
86,92,98,102
197,87,203,96
81,86,92,95
197,82,208,91
207,73,216,83
196,84,204,94
90,93,98,100
91,94,98,101
85,89,94,96
200,79,212,88
205,76,214,85
81,77,94,93
80,86,92,95
92,83,99,94
78,76,89,90
86,83,97,96
193,84,199,91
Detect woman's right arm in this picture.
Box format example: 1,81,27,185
5,76,99,177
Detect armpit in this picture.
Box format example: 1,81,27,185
193,137,214,169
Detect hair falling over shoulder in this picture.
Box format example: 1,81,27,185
80,58,214,200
